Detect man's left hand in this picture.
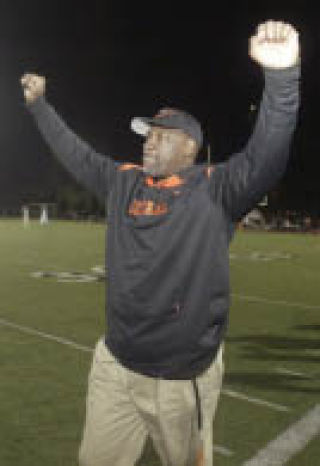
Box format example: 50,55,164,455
249,21,300,69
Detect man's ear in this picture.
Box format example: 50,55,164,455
186,138,198,158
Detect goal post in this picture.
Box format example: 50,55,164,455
21,203,57,225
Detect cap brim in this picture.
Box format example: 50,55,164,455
131,116,177,137
131,117,152,136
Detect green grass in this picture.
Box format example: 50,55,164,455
0,220,319,465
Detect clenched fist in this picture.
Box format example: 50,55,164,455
21,73,46,104
250,21,300,69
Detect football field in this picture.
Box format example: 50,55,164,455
0,219,319,465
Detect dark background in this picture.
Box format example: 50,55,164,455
0,1,318,212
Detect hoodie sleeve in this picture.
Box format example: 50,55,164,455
27,96,118,203
208,65,300,222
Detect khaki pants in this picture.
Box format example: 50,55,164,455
79,337,224,466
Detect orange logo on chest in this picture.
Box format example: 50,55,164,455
128,200,168,216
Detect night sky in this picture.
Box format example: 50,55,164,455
0,2,318,211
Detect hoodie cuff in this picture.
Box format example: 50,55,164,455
26,95,48,116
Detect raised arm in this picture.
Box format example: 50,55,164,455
21,73,118,203
208,21,300,221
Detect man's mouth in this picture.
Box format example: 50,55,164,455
144,150,156,158
143,153,163,175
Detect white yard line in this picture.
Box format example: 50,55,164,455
232,293,320,311
275,367,313,379
0,317,93,353
222,388,290,412
242,404,320,465
213,444,234,457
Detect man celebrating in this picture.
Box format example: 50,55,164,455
21,21,300,466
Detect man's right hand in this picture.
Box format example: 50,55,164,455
21,73,46,104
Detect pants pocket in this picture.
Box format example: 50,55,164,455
89,338,120,383
198,342,224,393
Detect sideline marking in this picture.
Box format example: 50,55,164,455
0,317,93,353
213,444,234,457
232,294,320,311
275,367,313,379
243,404,320,465
222,388,290,412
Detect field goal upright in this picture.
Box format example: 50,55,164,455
21,203,57,226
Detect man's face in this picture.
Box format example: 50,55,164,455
143,126,196,176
